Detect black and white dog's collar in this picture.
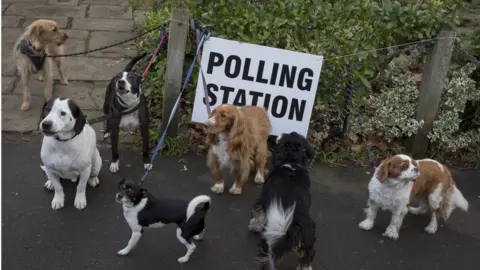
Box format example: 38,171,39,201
18,39,46,71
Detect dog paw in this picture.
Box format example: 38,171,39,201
117,248,130,256
88,177,99,187
229,185,242,195
210,183,224,194
74,193,87,210
193,234,203,241
51,194,65,210
110,161,119,173
36,75,44,82
254,173,264,184
382,227,399,240
177,256,190,264
103,132,111,139
44,180,55,191
144,163,153,171
60,78,68,85
358,219,374,231
21,102,30,111
425,224,438,234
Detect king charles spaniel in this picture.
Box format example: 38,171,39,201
203,104,272,195
359,154,469,240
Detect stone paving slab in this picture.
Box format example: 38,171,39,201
64,38,88,55
58,57,131,81
72,18,134,31
2,16,22,28
13,79,48,96
2,0,47,3
22,17,69,29
63,29,89,40
80,0,130,6
89,5,132,20
2,76,17,94
5,4,87,18
1,0,141,139
91,81,109,109
2,28,22,57
87,31,138,58
47,0,80,6
1,95,43,132
2,58,17,76
55,82,98,110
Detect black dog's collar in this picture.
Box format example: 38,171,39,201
18,39,46,71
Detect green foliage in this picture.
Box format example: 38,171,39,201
428,63,480,152
350,66,424,142
136,0,460,105
132,0,470,159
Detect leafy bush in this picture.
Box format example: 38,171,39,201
349,67,424,143
131,0,474,159
428,63,480,152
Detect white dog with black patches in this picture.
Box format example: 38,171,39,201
39,97,102,210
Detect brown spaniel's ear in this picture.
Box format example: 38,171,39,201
228,110,247,151
376,158,390,183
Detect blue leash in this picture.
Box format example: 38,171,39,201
139,30,211,183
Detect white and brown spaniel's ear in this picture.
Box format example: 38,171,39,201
228,110,247,151
376,158,391,183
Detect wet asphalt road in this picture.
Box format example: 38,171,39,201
2,134,479,270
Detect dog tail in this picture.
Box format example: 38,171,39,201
262,198,296,270
186,195,211,221
123,53,147,72
442,184,469,221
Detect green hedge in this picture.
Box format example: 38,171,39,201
132,0,468,159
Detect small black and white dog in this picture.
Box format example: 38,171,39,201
39,97,102,210
115,178,211,264
248,132,316,270
103,53,152,174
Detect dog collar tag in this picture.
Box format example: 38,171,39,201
18,39,46,71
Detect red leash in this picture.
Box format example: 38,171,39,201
142,31,168,80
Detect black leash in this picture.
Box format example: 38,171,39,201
46,24,165,58
87,102,141,125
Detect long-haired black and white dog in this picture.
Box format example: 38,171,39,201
248,132,316,270
115,178,211,264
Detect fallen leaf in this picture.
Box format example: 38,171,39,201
348,132,359,143
351,144,362,152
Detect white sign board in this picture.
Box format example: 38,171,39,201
191,37,324,137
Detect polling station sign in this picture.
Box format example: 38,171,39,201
191,37,324,137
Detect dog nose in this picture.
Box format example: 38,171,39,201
41,121,52,130
115,194,121,200
117,80,125,87
413,167,419,173
63,32,69,39
203,117,215,126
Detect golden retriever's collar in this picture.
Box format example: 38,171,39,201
18,39,46,71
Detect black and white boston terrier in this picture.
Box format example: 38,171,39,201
103,53,151,174
115,178,211,264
